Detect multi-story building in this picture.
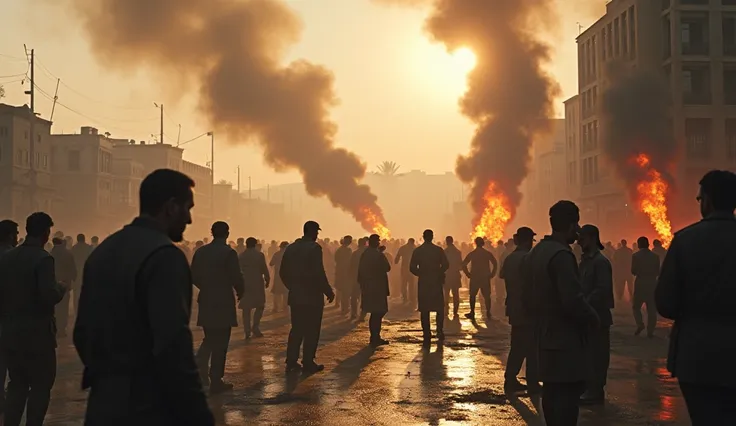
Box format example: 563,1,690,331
111,157,145,224
0,103,55,222
564,95,581,202
569,0,736,237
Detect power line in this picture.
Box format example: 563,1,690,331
178,132,209,147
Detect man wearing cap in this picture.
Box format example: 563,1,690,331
443,236,463,318
577,224,615,405
522,201,598,426
462,237,498,320
279,221,335,373
500,227,539,394
358,234,391,346
631,236,660,338
410,230,450,346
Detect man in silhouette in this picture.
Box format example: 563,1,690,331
239,237,270,339
577,225,614,405
90,235,99,250
0,219,19,416
280,221,335,373
0,213,67,426
191,221,244,393
269,241,289,313
613,239,634,303
523,201,598,426
462,237,498,319
334,236,353,316
235,237,246,255
443,236,463,318
501,227,539,394
75,169,214,425
652,239,666,267
51,236,77,338
70,234,93,317
358,234,391,346
656,170,736,424
395,238,417,305
348,237,368,321
410,229,449,346
631,236,660,338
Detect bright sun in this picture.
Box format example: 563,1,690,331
403,40,478,102
451,47,477,73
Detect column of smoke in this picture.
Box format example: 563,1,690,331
66,0,386,232
376,0,559,229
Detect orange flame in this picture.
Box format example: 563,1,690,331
633,154,673,247
471,182,512,243
359,207,392,240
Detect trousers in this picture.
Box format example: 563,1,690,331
400,273,417,304
469,279,491,315
286,305,324,365
3,347,57,426
369,312,386,341
243,307,264,336
613,273,633,301
444,286,460,315
586,326,610,393
633,292,657,335
196,327,231,382
679,382,736,426
54,291,71,334
420,311,444,339
504,324,539,386
542,381,585,426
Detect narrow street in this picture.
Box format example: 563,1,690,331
47,292,687,425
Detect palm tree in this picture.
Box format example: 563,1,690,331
376,161,400,177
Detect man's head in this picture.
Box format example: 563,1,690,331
76,233,86,243
514,227,536,248
698,170,736,218
211,221,229,240
26,212,54,244
303,220,321,241
653,239,662,248
578,225,604,252
637,236,650,250
422,229,433,242
342,235,353,246
91,236,99,245
237,237,245,245
620,239,627,247
445,236,454,245
52,237,64,246
0,220,19,247
65,236,73,247
246,237,258,248
271,240,277,246
408,238,415,245
474,236,485,247
368,234,381,248
358,237,368,247
549,201,580,245
139,169,195,242
280,241,289,249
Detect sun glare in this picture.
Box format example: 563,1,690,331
452,47,477,73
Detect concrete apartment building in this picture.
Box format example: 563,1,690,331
0,104,55,222
568,0,736,235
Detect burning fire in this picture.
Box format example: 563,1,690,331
360,207,392,240
471,182,512,243
633,154,673,247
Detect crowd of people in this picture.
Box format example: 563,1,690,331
0,167,733,425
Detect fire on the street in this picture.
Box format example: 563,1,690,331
472,182,512,243
633,154,673,247
360,207,392,240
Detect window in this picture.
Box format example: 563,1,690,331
622,13,629,56
607,23,613,59
681,0,708,4
24,130,28,140
591,35,597,77
629,6,636,59
37,134,41,143
34,152,40,168
593,156,599,183
724,14,736,56
68,150,81,171
15,150,21,166
0,142,3,163
686,118,711,159
23,150,28,165
681,13,709,55
592,121,599,149
726,67,736,105
42,154,48,169
727,119,736,160
614,18,621,57
602,29,607,60
682,64,711,105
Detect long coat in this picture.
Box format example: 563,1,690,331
444,244,463,290
191,239,245,328
239,248,270,309
269,248,287,295
333,245,353,292
409,242,449,312
358,247,391,313
349,247,367,297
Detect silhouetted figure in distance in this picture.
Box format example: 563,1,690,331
410,229,449,347
631,236,660,338
358,234,391,346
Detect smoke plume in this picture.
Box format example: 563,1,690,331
66,0,387,232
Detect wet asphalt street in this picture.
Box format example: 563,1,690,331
46,290,687,425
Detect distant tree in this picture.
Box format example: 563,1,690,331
217,179,233,185
376,161,400,177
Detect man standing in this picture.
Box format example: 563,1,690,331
443,236,463,318
280,221,335,373
348,238,368,321
500,227,539,395
70,234,93,317
523,201,598,426
613,239,634,303
334,236,353,316
235,237,246,255
462,237,498,320
577,225,615,405
358,234,391,347
630,236,660,338
0,219,19,417
89,236,99,250
0,213,67,426
239,237,270,339
656,170,736,424
269,241,289,313
191,221,244,393
75,169,214,425
410,230,449,346
51,236,77,338
395,238,417,305
652,239,666,266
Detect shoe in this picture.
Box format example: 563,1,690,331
245,334,252,340
285,362,303,373
302,363,325,374
486,309,492,318
253,329,264,338
579,390,605,405
504,380,527,394
209,381,234,394
634,325,645,336
370,338,390,347
464,312,475,320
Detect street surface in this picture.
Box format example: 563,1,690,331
47,291,687,425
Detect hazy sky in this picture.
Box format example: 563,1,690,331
0,0,599,189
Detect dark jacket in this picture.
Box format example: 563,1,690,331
632,248,660,297
409,242,449,312
279,238,333,307
269,248,287,295
238,248,270,309
522,236,599,383
71,242,94,286
613,246,633,275
656,212,736,387
499,247,530,325
349,246,367,296
334,245,353,291
358,247,391,313
0,240,66,352
51,244,78,285
579,249,614,327
74,217,213,426
444,244,463,289
191,239,244,328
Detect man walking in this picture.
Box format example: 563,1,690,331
239,237,270,339
191,221,244,393
51,236,77,338
280,221,335,373
631,236,660,338
613,239,634,303
358,234,391,346
462,237,498,319
74,169,214,425
410,230,449,347
443,236,463,318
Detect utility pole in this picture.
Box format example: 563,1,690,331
24,47,36,212
207,131,214,218
248,176,252,200
237,166,241,193
154,102,164,144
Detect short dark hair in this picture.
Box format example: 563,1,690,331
77,233,86,243
422,229,433,240
0,220,18,242
139,169,195,216
653,239,662,247
408,238,415,244
237,237,245,244
26,212,54,238
700,170,736,211
91,236,99,242
637,236,649,248
549,201,580,233
52,237,64,245
211,221,229,239
446,236,454,244
246,237,257,248
474,237,485,247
